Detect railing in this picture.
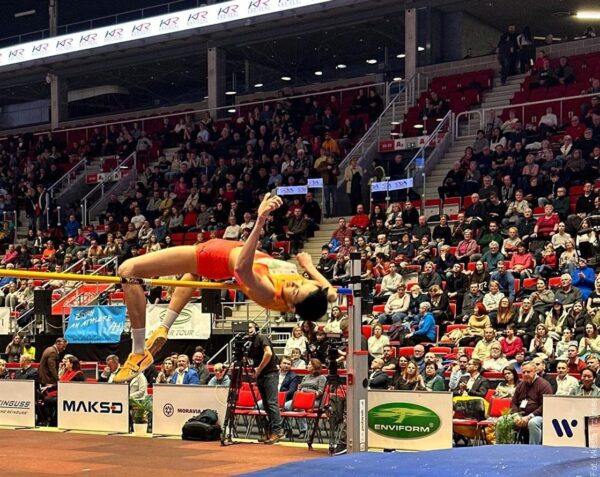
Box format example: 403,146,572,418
45,156,87,226
454,92,598,140
81,151,137,226
404,110,453,206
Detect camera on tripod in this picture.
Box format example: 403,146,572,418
231,321,253,363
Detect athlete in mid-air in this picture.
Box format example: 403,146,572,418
114,193,337,382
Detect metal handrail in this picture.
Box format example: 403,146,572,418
81,151,136,226
44,156,87,226
404,110,452,172
454,91,599,139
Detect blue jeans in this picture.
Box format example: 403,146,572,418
257,371,282,435
528,416,543,445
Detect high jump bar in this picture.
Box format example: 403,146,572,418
0,268,241,290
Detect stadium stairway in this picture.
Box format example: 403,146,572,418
423,72,526,200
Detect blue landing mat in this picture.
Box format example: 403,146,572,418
241,445,600,477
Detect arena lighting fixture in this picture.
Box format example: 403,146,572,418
225,91,237,95
393,77,403,81
281,76,292,81
391,120,401,125
366,59,377,64
396,53,406,58
227,108,236,113
576,11,600,19
314,70,323,76
14,9,36,18
418,46,425,51
336,64,347,69
413,124,424,129
254,83,263,88
390,132,400,136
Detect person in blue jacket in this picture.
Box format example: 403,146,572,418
403,302,436,346
571,257,596,301
170,354,200,385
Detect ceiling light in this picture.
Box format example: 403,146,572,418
413,124,424,129
227,108,236,113
576,11,600,19
436,117,444,121
225,91,237,96
14,9,36,18
390,132,400,136
391,120,401,125
418,46,425,51
203,95,209,99
366,59,377,64
254,83,263,88
314,70,323,76
396,53,406,59
336,64,347,69
393,77,403,81
281,76,292,81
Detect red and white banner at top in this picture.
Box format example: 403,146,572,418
0,0,331,68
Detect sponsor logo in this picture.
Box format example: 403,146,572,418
104,28,124,42
0,400,31,409
217,5,239,19
248,0,271,12
163,403,174,417
79,33,98,46
278,0,300,6
63,400,123,414
552,418,578,438
131,22,151,37
159,17,180,31
368,402,441,439
31,43,49,57
56,38,74,52
187,10,209,26
177,408,203,414
8,48,25,61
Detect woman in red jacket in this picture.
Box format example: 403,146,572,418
42,355,85,426
533,204,559,240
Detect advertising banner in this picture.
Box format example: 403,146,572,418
543,395,600,447
276,186,308,196
146,303,211,340
152,384,228,436
368,390,453,450
0,380,36,428
378,134,446,153
370,178,414,194
58,382,129,433
65,306,127,344
307,178,323,189
0,307,10,334
0,0,332,69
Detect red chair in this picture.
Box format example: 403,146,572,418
429,346,451,356
476,397,513,444
522,278,537,289
397,346,415,357
549,277,562,288
280,391,316,437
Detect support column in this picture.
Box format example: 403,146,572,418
49,0,57,37
50,73,68,129
404,8,417,81
207,46,226,117
346,252,368,454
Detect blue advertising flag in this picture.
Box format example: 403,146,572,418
65,306,127,344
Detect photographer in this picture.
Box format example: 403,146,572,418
247,321,284,444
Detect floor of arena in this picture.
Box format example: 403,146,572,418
0,428,326,477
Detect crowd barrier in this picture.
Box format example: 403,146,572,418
152,384,228,436
543,395,600,448
0,380,36,428
58,382,129,433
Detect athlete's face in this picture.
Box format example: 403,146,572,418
282,281,320,309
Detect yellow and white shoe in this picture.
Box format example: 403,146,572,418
113,351,154,383
145,326,169,357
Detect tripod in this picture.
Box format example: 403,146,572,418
220,356,269,446
307,372,347,454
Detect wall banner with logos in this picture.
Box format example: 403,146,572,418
368,390,453,451
146,303,211,340
543,395,600,447
0,380,36,428
378,134,445,153
152,384,228,436
0,0,332,69
58,382,129,433
277,185,308,196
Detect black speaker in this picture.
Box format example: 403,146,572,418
34,289,52,315
201,289,220,314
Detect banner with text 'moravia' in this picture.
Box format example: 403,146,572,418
146,303,211,340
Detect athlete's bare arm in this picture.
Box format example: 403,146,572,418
233,193,283,303
296,252,338,302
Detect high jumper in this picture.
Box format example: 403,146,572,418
114,192,337,382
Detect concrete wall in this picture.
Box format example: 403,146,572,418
461,13,501,59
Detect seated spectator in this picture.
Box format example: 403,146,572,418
156,357,175,384
490,262,515,303
337,236,357,260
377,285,410,324
460,282,484,324
467,260,490,293
538,107,558,137
553,360,579,396
455,229,478,264
555,56,575,85
529,324,553,360
402,302,437,346
483,280,506,320
368,324,390,360
369,358,390,390
5,334,23,363
453,358,489,398
418,261,442,291
207,363,230,387
473,327,500,362
99,354,147,398
566,116,586,141
331,256,350,286
495,366,519,398
381,345,397,371
572,258,596,301
507,242,534,279
284,326,308,356
566,344,587,374
495,297,515,332
482,342,509,372
529,58,557,90
579,323,600,358
390,359,426,391
570,368,600,396
500,324,524,359
559,241,579,275
315,248,335,280
42,354,85,426
556,273,584,308
373,263,403,304
323,307,345,334
423,362,445,391
291,348,307,370
428,284,450,329
481,241,505,273
171,354,200,385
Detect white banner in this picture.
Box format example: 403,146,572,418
146,303,211,340
368,390,453,451
0,307,10,334
0,0,331,69
388,178,414,191
543,395,600,447
276,185,308,196
58,382,129,433
307,178,323,189
0,380,36,428
152,384,228,436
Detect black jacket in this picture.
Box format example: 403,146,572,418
454,374,490,398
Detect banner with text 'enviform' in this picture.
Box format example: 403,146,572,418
65,306,126,344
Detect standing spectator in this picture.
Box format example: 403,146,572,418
39,338,67,386
5,334,24,363
344,158,363,212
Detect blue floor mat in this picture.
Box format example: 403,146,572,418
240,445,600,477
